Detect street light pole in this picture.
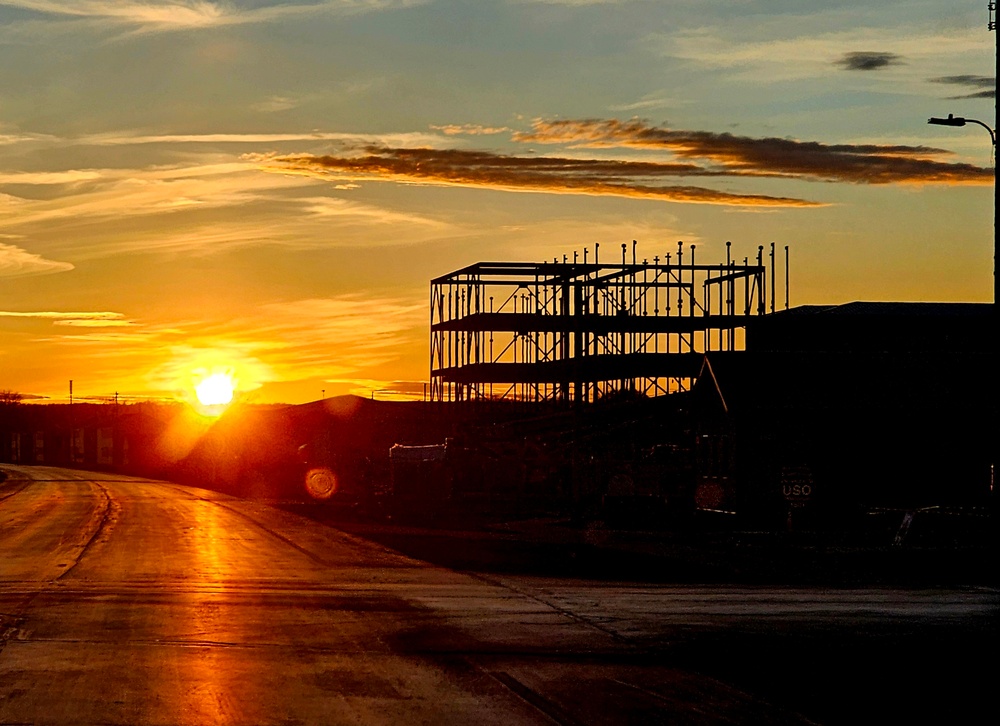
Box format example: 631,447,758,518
927,114,997,307
928,114,996,146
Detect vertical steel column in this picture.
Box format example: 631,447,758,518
770,242,776,314
756,246,766,316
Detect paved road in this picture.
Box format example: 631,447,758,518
1,466,995,725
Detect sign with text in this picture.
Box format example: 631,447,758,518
780,465,814,506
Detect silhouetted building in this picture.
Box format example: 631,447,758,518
698,302,995,522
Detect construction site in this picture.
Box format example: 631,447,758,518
430,240,786,403
2,240,995,540
394,236,995,543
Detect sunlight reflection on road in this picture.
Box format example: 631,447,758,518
175,501,243,725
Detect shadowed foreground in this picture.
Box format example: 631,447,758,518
1,466,995,725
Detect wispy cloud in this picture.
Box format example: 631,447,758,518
513,0,629,5
0,1,424,33
0,1,228,30
836,51,903,71
0,242,74,277
431,124,512,136
55,318,136,327
77,129,446,148
262,145,824,207
930,75,996,100
0,131,60,147
253,295,426,374
0,310,130,326
76,204,450,259
2,153,459,260
608,93,684,112
513,118,993,185
299,196,449,228
1,161,316,230
0,170,103,184
250,95,305,113
0,131,454,254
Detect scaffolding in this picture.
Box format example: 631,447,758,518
430,241,785,403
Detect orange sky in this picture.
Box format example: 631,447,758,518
0,1,995,405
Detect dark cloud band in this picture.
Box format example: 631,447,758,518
264,147,821,207
514,119,992,185
260,117,991,209
930,75,996,100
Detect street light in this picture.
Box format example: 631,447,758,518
927,113,997,308
927,114,996,146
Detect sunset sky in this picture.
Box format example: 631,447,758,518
1,0,995,405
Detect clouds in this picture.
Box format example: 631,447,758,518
0,170,103,185
833,52,994,99
0,1,423,33
0,125,467,263
20,118,971,244
1,160,314,233
27,129,445,149
0,242,74,277
19,1,229,30
514,118,993,186
251,95,307,114
0,160,457,260
431,124,512,136
656,23,989,85
255,295,426,374
836,51,903,71
0,309,129,326
263,145,823,207
931,75,996,100
260,118,992,212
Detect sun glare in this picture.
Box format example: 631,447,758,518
195,372,235,406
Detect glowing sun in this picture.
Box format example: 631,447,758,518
195,372,235,406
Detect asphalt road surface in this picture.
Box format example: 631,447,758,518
1,466,995,725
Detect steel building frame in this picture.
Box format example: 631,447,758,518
430,241,781,402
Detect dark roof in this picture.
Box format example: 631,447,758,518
769,301,991,318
